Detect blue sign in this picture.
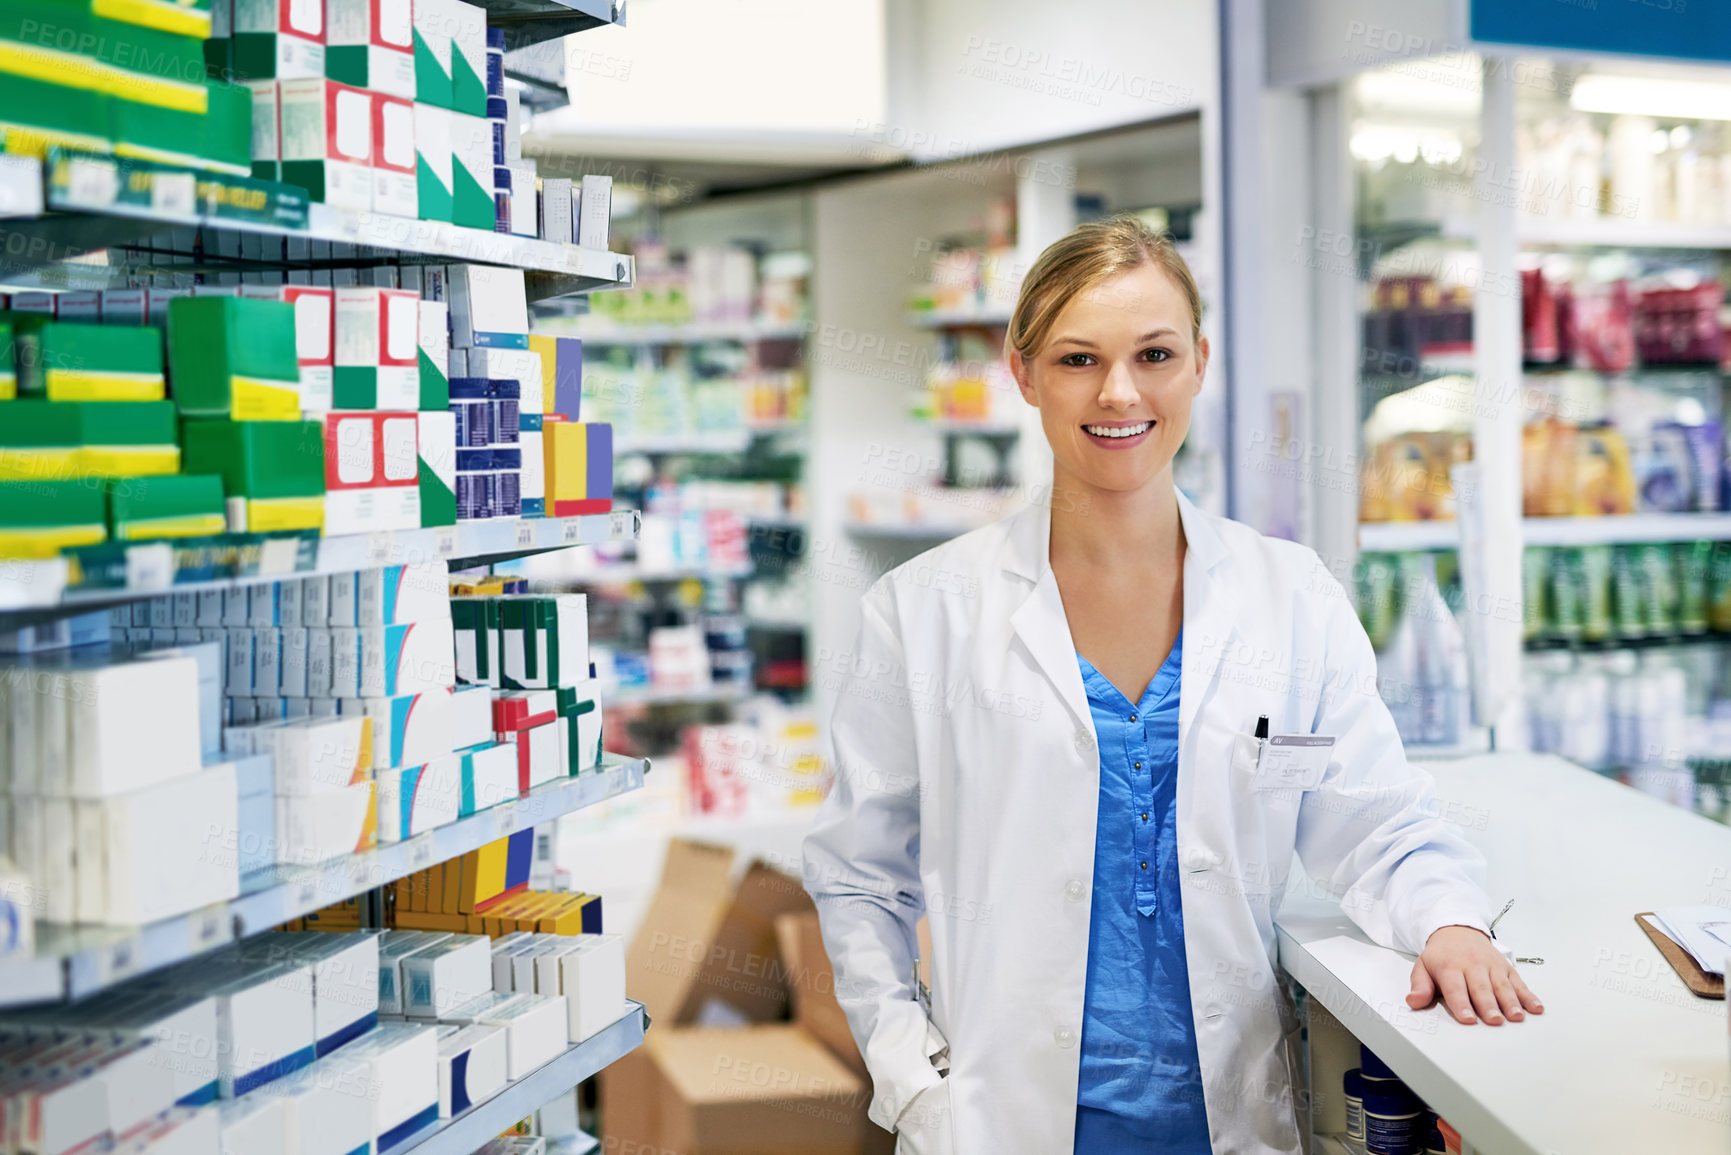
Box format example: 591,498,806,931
1473,0,1731,65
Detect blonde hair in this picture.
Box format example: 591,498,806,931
1007,215,1203,361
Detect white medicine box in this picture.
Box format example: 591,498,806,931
279,79,374,212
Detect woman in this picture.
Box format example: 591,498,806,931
802,216,1541,1155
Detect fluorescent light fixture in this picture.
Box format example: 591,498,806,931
1571,74,1731,121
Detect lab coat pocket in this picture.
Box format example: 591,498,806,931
895,1078,955,1155
1235,731,1327,792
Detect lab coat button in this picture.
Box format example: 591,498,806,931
1054,1026,1076,1048
1065,880,1084,902
1074,731,1093,754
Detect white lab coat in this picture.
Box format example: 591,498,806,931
802,488,1493,1155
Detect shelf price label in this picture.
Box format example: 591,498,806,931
366,532,393,567
124,544,173,592
188,905,226,951
434,527,458,558
493,803,518,838
293,879,320,911
561,519,584,544
101,938,138,985
150,171,196,218
609,511,631,539
65,156,119,210
405,834,436,871
515,522,537,549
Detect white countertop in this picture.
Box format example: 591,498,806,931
1276,752,1731,1155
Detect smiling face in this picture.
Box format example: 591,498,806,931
1011,260,1208,498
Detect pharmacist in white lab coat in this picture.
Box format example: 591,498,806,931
802,216,1542,1155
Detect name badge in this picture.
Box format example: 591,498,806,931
1256,734,1334,789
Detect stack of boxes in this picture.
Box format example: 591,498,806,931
0,0,249,172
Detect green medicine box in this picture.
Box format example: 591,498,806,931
0,480,108,558
0,0,209,114
0,400,179,479
15,322,165,400
167,297,302,419
0,74,112,158
107,473,227,540
180,418,325,532
110,81,252,175
92,0,213,41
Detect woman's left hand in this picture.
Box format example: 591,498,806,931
1407,925,1545,1025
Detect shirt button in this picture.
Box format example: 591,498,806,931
1141,812,1149,822
1128,714,1137,722
1074,731,1093,754
1054,1026,1076,1048
1065,880,1084,902
1140,861,1148,870
1134,762,1141,769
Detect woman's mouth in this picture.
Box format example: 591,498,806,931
1082,421,1153,447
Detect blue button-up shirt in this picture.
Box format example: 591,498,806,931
1074,631,1211,1152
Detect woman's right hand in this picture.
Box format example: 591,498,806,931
895,1079,954,1155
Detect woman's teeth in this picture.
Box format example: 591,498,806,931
1083,422,1151,439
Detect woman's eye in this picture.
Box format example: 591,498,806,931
1142,348,1170,363
1059,353,1094,367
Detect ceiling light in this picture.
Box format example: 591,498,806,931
1571,74,1731,121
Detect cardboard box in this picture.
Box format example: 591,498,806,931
452,992,565,1079
263,1050,373,1155
435,1023,507,1118
457,741,516,816
518,417,544,516
450,684,492,748
537,177,572,243
233,0,326,79
357,561,451,624
342,688,454,770
449,112,495,231
219,1093,287,1155
181,420,326,533
417,411,458,527
280,78,373,211
378,752,462,842
378,931,454,1015
524,335,580,419
448,0,487,116
401,934,491,1018
145,959,316,1097
334,287,421,410
277,780,377,865
556,680,603,774
449,266,528,348
279,286,335,412
556,934,626,1043
108,475,227,540
0,479,106,557
270,715,373,794
373,94,418,218
451,597,500,685
168,297,303,419
359,617,456,697
466,347,542,413
326,0,416,98
413,102,453,222
543,420,613,515
499,595,587,690
67,654,203,798
411,0,454,108
17,321,165,400
774,912,867,1080
239,931,382,1057
336,1023,439,1153
601,1025,871,1155
0,399,180,481
418,301,450,409
577,175,612,251
73,763,242,925
322,411,422,535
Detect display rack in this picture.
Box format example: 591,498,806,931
609,683,749,708
0,756,649,1007
0,512,641,616
576,320,808,346
0,155,635,303
480,0,624,52
1359,513,1731,553
401,1003,647,1154
907,306,1015,328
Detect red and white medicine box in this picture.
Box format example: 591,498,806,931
280,78,373,212
281,285,335,412
373,94,417,219
334,286,420,411
323,411,422,534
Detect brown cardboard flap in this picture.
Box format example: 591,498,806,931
1636,912,1726,999
686,860,816,1023
776,911,865,1079
626,838,737,1024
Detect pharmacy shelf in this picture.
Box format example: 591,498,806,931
0,755,649,1007
608,682,749,708
1439,214,1731,251
483,0,623,51
0,512,642,623
1359,513,1731,554
401,1002,646,1155
615,430,754,455
923,419,1022,436
907,306,1015,328
746,515,807,532
843,519,978,541
571,561,754,583
574,319,809,345
0,155,634,303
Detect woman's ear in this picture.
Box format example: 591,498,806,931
1011,347,1039,407
1191,334,1210,397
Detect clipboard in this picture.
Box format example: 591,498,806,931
1635,912,1726,1000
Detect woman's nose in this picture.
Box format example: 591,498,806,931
1097,362,1138,409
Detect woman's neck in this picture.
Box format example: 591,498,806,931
1048,466,1184,571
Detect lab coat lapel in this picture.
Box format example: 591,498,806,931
1002,502,1092,738
1176,489,1238,741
